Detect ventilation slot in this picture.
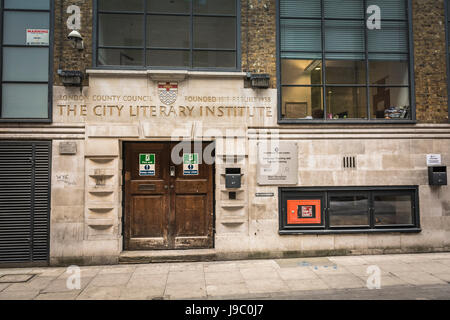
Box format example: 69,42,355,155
343,156,357,169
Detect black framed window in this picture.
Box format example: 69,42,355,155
0,0,52,121
95,0,238,70
277,0,414,123
279,186,420,234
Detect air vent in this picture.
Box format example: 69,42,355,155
343,156,357,169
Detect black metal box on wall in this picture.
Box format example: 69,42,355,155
225,168,241,189
428,166,447,185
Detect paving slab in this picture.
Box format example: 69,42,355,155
169,262,204,272
286,279,330,291
120,287,165,300
42,277,93,293
206,283,249,297
240,267,281,280
126,274,168,289
344,265,390,278
204,262,239,273
0,283,10,292
165,282,206,300
34,291,81,300
317,274,366,289
88,273,132,287
77,286,123,300
205,271,244,285
276,267,320,280
0,290,40,300
166,270,204,285
4,276,55,292
98,266,137,275
432,273,450,283
309,264,350,275
391,271,447,286
412,262,450,274
134,265,170,275
328,256,369,266
245,279,288,294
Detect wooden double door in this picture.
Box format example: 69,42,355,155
124,142,214,250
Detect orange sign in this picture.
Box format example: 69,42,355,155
287,199,321,225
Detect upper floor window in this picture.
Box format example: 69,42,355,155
278,0,413,122
96,0,238,70
1,0,52,121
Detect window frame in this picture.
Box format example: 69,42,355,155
279,186,421,234
0,0,54,123
92,0,241,71
276,0,416,124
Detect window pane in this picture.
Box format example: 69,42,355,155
3,47,48,82
147,16,190,48
194,0,236,15
281,87,323,119
368,21,408,55
2,84,48,118
369,61,409,85
194,17,236,49
97,48,144,66
280,0,321,18
369,0,407,20
281,19,322,53
4,0,50,10
98,14,144,47
193,51,236,68
325,20,364,55
326,87,367,119
374,193,413,225
281,59,322,85
326,60,366,84
148,0,190,14
324,0,364,19
329,194,369,226
3,12,49,46
147,50,190,67
98,0,143,11
370,87,410,119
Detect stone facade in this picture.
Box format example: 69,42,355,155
1,0,450,266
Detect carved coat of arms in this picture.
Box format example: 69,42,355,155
158,82,178,105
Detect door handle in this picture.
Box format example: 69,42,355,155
170,185,174,189
164,185,168,189
170,166,175,177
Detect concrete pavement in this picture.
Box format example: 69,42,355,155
0,252,450,300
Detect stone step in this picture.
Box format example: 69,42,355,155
119,249,218,264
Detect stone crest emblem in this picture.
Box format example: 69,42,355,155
158,82,178,105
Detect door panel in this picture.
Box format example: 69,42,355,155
124,141,214,250
124,142,170,250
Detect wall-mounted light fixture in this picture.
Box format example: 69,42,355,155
68,30,84,50
247,73,270,89
57,69,83,87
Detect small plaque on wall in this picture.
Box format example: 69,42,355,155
257,141,298,185
59,142,77,155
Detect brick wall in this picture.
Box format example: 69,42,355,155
241,0,277,88
53,0,93,86
413,0,449,123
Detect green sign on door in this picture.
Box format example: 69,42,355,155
183,153,199,175
139,153,155,176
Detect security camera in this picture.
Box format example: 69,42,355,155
68,30,84,50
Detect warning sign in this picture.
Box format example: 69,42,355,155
26,29,49,46
139,154,155,176
183,153,199,175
